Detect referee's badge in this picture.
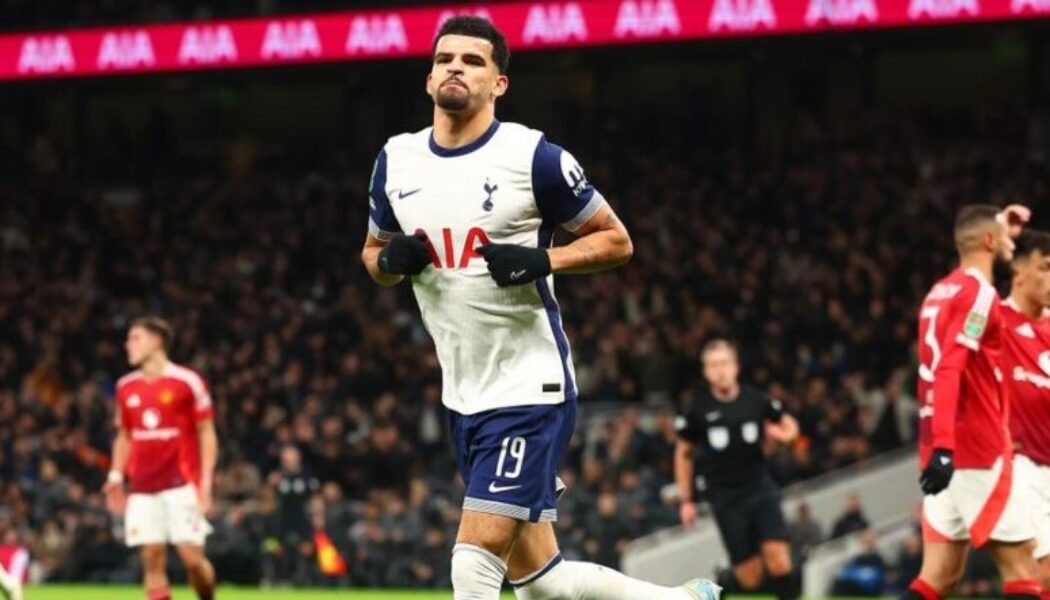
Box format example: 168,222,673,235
742,421,759,444
708,426,729,451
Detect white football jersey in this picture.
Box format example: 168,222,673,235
368,120,604,415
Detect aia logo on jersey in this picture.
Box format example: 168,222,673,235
127,394,142,408
142,408,161,430
418,227,491,269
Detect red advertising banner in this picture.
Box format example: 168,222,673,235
1,0,1048,81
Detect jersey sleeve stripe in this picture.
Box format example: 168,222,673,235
116,371,143,388
167,363,213,413
368,217,399,242
955,332,980,351
560,192,604,232
973,282,995,317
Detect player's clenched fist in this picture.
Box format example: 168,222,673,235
478,244,551,287
378,232,431,275
919,448,954,495
679,501,697,529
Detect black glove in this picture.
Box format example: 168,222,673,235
920,448,954,495
378,232,431,276
477,244,552,287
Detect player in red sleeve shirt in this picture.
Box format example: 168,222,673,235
1002,230,1050,597
904,204,1039,600
0,543,26,600
103,317,218,600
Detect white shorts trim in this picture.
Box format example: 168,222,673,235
125,484,210,547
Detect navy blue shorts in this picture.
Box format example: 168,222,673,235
449,401,577,523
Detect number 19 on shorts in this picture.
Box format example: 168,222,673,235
496,437,527,479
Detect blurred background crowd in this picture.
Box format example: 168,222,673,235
1,4,1049,592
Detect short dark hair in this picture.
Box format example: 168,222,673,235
433,16,510,74
131,316,173,349
701,338,738,361
1014,230,1050,262
954,204,1001,252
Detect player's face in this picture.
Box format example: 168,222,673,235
125,326,162,367
427,35,507,114
702,347,740,390
993,221,1015,262
1016,250,1050,307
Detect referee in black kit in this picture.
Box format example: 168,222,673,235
675,339,800,600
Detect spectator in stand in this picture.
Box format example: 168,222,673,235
786,501,824,566
831,493,871,540
831,529,887,596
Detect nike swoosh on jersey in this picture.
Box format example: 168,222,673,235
488,482,522,493
397,188,422,200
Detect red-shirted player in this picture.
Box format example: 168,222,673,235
0,543,26,600
1002,230,1050,597
904,204,1039,600
103,317,218,600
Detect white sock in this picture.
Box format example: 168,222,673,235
452,543,507,600
512,555,691,600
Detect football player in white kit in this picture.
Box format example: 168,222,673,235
361,16,720,600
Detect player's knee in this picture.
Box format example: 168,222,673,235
179,549,206,572
991,542,1037,582
141,545,167,572
1036,556,1050,590
734,560,764,590
512,564,573,600
762,544,792,576
452,544,507,598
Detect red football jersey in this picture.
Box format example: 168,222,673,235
115,362,213,494
0,545,29,583
917,268,1009,470
1001,299,1050,466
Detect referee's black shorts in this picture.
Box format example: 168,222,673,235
703,472,788,565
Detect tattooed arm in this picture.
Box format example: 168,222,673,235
547,202,633,274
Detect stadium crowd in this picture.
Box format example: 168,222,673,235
1,98,1047,587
